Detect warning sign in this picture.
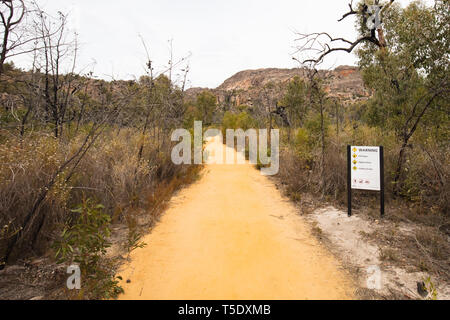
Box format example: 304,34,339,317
350,146,381,191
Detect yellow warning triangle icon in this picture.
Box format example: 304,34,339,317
353,148,357,152
353,160,357,164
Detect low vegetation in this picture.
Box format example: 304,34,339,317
0,1,205,299
215,0,449,287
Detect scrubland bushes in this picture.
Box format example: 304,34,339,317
217,80,448,217
0,118,201,300
0,127,200,264
222,111,258,138
278,118,448,215
0,0,202,297
276,0,449,217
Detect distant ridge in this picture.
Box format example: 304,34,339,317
185,66,368,107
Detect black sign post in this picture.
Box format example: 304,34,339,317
380,146,385,217
347,145,352,217
347,145,385,218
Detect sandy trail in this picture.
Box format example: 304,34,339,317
118,137,355,300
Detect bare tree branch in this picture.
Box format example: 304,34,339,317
338,0,359,22
294,1,395,65
294,31,381,65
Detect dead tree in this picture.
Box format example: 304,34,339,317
17,47,41,136
35,10,79,138
294,0,395,65
305,68,328,196
0,0,60,78
0,0,26,77
136,37,190,162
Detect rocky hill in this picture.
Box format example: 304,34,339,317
185,65,369,108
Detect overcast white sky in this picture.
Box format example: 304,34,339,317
11,0,425,88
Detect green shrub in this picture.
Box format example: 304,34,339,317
54,198,124,300
293,128,313,162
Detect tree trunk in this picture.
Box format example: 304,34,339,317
393,139,408,196
320,99,326,196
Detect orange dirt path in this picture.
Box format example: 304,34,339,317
118,138,355,300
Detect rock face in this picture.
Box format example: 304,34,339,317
217,68,305,92
185,65,369,108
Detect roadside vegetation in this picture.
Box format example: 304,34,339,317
216,0,448,223
0,1,204,299
214,0,449,287
279,0,448,235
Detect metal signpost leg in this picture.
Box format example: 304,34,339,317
347,145,352,217
380,146,385,217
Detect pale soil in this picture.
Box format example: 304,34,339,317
306,207,450,300
117,137,356,300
